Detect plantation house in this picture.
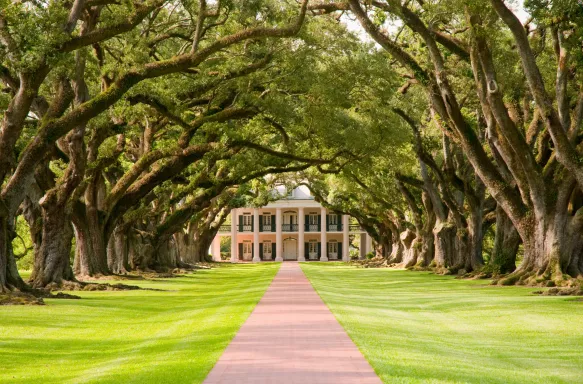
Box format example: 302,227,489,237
211,186,372,262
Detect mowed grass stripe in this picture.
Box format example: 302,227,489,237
301,262,583,384
0,263,279,384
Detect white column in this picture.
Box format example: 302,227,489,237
275,208,283,261
298,207,305,261
342,215,349,262
365,232,372,256
211,236,222,262
253,208,260,262
230,208,238,263
320,207,328,261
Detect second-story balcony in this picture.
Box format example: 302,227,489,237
238,224,253,232
305,223,320,232
326,224,343,232
282,224,299,232
261,224,274,232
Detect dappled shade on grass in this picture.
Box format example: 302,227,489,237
0,263,279,384
301,263,583,384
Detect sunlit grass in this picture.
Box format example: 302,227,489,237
301,262,583,384
0,263,279,384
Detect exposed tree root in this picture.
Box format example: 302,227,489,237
494,261,580,288
46,280,164,292
0,292,45,305
350,256,391,268
466,265,503,280
79,265,208,282
532,287,583,296
0,288,81,305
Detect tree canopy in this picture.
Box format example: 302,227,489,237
1,0,583,293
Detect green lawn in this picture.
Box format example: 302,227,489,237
0,263,279,384
301,262,583,384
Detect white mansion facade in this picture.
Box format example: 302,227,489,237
211,186,372,262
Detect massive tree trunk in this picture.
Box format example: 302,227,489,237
180,225,215,264
72,173,110,277
72,215,109,277
433,220,456,271
505,210,583,285
151,236,179,270
30,197,75,288
490,206,520,275
501,173,583,285
21,194,43,274
0,214,27,292
386,220,404,264
107,224,130,274
416,192,436,267
127,229,153,271
400,229,418,267
464,195,486,273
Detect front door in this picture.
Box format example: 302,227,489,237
283,239,297,260
242,242,252,261
328,241,338,260
263,241,272,260
308,241,319,260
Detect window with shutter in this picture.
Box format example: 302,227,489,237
242,214,252,231
328,214,340,231
262,214,272,232
308,214,318,232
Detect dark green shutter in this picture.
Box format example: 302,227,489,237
317,215,321,231
338,242,343,260
317,242,321,258
272,242,276,258
259,216,263,232
305,215,309,231
305,242,309,259
259,243,263,260
238,215,243,232
326,215,329,231
251,215,254,232
338,214,343,230
238,243,243,260
271,215,276,232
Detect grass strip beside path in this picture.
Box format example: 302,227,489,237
0,263,279,384
301,262,583,384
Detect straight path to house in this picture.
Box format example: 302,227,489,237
204,262,382,384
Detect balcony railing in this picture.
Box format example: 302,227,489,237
282,224,299,232
260,225,273,232
326,224,342,232
220,223,362,233
305,224,320,232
